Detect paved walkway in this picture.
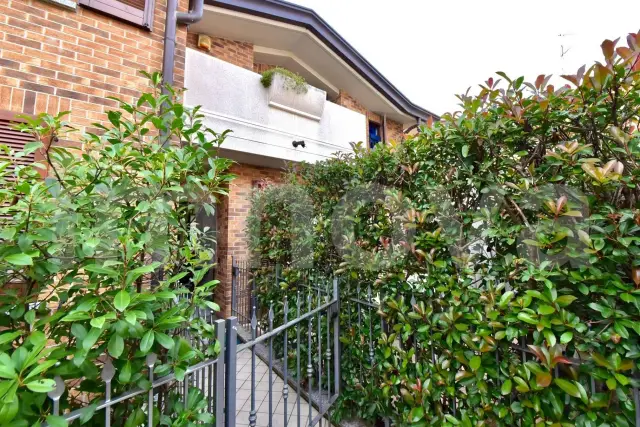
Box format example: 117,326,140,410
235,348,321,427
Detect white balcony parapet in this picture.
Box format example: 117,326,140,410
184,48,366,164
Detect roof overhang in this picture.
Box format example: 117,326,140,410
191,0,439,124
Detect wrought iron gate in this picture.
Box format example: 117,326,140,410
230,257,254,330
43,277,340,427
226,275,341,427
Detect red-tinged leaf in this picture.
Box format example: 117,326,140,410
528,345,546,363
552,355,572,366
632,267,640,286
536,372,552,388
556,196,567,214
487,77,494,88
616,46,634,60
561,75,578,86
627,33,638,50
601,38,619,63
535,74,545,90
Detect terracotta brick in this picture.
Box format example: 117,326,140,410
2,50,40,66
0,76,20,87
37,77,72,91
28,15,62,32
93,65,120,79
58,72,88,85
0,5,27,21
56,89,89,102
0,58,20,69
35,92,47,114
20,80,54,94
89,96,117,108
80,23,109,40
0,86,12,110
44,28,78,45
22,64,56,78
0,21,27,37
46,95,59,115
10,88,24,112
23,90,35,114
46,14,79,29
1,68,36,83
42,44,75,59
7,16,42,34
2,41,25,55
74,85,104,97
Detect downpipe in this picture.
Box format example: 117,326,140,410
151,0,205,285
162,0,204,88
160,0,204,145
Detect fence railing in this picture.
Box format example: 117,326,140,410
42,269,341,427
228,270,341,427
44,319,226,427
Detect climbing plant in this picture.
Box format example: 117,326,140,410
248,34,640,426
0,73,234,426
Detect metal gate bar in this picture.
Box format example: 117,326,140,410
226,278,340,427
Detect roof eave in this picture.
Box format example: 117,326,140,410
205,0,440,121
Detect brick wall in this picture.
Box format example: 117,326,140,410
214,163,283,317
253,62,276,74
186,33,254,71
0,0,189,135
386,118,404,142
335,89,367,116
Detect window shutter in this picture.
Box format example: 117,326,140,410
78,0,155,30
0,111,34,182
119,0,146,9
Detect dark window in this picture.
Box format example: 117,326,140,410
78,0,155,30
368,121,381,149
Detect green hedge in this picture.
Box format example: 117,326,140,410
248,35,640,426
0,74,234,426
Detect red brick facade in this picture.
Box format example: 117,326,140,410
253,63,277,74
215,163,283,317
0,0,189,135
186,33,254,71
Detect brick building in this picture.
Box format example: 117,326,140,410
0,0,437,316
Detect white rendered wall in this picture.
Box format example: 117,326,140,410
184,48,366,164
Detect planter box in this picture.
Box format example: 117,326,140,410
266,73,326,121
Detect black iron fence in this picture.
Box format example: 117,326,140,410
43,271,341,427
231,257,255,331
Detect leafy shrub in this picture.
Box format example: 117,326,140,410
0,73,234,426
248,34,640,426
260,67,309,94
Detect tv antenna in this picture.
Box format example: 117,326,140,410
558,32,576,73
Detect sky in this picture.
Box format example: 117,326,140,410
288,0,640,116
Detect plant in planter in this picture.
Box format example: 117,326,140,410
260,67,309,94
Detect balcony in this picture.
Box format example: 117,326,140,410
184,48,366,165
